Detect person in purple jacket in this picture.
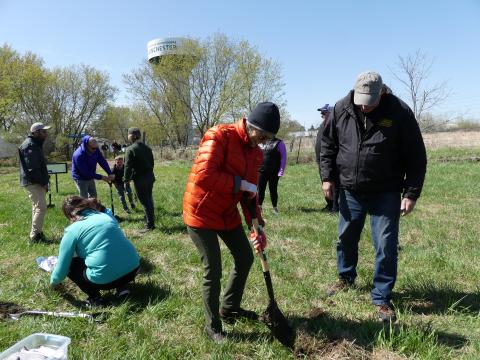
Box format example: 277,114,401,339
71,135,114,198
258,137,287,214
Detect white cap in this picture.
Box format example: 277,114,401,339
30,122,52,133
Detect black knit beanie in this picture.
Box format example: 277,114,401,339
247,102,280,134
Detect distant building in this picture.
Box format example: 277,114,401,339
288,130,317,138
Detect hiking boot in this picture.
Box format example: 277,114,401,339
204,326,227,344
377,304,396,322
326,278,354,296
30,232,49,244
220,307,258,324
85,296,106,308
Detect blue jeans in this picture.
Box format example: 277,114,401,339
114,181,134,210
337,189,400,305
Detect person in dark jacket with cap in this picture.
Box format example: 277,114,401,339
71,135,114,198
19,122,52,243
320,71,427,322
124,127,155,231
315,104,339,213
183,102,279,343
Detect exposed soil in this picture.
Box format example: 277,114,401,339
0,302,24,319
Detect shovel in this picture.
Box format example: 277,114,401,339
108,182,123,222
108,182,115,216
252,217,296,348
8,310,101,322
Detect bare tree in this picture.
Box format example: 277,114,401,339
390,50,450,131
123,60,190,148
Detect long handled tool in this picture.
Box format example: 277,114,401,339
108,182,115,216
47,179,54,208
8,310,101,322
252,216,296,348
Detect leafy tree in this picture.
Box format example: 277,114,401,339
124,33,286,144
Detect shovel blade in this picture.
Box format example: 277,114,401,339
260,301,296,348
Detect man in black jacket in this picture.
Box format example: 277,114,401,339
124,127,155,232
19,122,51,243
320,71,427,322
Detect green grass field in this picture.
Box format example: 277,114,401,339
1,147,480,359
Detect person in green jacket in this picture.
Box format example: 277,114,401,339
124,127,155,232
50,196,140,306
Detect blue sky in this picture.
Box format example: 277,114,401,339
1,0,479,128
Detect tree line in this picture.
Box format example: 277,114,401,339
0,34,304,157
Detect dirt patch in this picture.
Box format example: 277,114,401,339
294,335,370,359
436,156,480,162
0,302,24,319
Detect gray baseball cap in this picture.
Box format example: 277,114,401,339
353,71,383,106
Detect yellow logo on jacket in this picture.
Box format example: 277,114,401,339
378,118,393,127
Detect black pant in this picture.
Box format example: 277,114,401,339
133,172,155,228
258,171,280,207
67,257,139,298
187,225,254,332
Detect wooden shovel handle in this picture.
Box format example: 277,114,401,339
252,218,269,272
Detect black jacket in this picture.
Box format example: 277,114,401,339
112,164,126,184
320,91,427,200
19,136,49,187
259,138,281,173
124,141,154,181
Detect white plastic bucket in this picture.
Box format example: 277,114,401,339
0,333,71,360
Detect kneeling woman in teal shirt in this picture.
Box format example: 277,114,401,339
51,196,140,305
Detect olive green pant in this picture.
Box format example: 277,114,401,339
188,225,254,332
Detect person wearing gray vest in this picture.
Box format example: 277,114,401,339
19,122,51,243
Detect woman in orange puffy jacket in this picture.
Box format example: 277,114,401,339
183,102,281,343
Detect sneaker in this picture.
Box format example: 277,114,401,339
204,326,227,344
115,287,130,301
85,296,106,308
124,208,131,214
220,307,258,324
326,278,354,296
272,207,279,215
377,304,396,322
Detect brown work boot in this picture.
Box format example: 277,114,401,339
377,304,396,323
326,278,354,296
